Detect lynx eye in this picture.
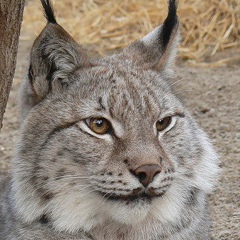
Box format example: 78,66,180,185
156,116,172,132
86,118,110,135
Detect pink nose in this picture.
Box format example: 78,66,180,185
132,164,161,187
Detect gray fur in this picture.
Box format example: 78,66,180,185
0,1,220,239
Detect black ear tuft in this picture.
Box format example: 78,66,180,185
41,0,57,24
160,0,178,50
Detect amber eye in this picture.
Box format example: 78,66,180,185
156,116,172,132
87,118,110,135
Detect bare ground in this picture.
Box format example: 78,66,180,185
0,36,239,239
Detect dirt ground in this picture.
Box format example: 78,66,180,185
0,30,240,239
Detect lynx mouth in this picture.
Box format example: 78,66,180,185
99,190,165,203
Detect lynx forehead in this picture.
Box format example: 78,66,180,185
0,0,220,239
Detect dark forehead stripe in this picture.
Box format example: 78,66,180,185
98,97,106,110
105,69,162,120
39,214,49,224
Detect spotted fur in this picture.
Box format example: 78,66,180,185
0,0,220,239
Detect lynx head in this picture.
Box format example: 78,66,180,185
13,0,219,235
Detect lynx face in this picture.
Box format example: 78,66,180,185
12,0,219,236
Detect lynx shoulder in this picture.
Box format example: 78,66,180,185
0,0,220,239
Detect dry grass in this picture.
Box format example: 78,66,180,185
22,0,240,63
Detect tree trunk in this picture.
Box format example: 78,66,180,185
0,0,25,130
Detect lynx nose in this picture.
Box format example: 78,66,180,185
133,164,161,187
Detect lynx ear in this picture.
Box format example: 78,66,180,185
28,0,89,102
123,0,180,74
19,0,89,120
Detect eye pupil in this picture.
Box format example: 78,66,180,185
158,119,164,125
95,119,103,128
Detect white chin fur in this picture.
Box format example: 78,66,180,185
51,193,152,233
150,183,186,224
50,185,187,234
104,199,151,225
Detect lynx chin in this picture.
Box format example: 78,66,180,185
0,0,220,239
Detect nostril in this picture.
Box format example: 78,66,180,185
137,172,147,183
132,164,161,187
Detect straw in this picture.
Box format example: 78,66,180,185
22,0,240,62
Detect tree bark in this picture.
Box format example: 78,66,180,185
0,0,25,130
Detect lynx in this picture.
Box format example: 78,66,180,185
0,0,220,239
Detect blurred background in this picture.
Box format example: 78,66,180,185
22,0,240,65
